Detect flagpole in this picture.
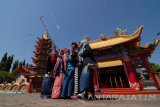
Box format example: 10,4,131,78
40,16,48,32
39,16,59,50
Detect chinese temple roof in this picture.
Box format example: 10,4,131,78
95,39,159,68
129,39,160,57
89,26,143,50
12,66,31,76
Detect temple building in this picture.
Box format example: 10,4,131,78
12,66,31,83
89,26,160,94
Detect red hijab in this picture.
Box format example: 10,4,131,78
51,53,57,63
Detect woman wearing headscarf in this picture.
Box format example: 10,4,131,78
79,36,96,100
51,49,64,99
40,53,57,99
61,42,78,99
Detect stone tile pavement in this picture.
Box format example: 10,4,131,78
0,93,160,107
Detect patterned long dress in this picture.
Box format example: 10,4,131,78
51,57,63,99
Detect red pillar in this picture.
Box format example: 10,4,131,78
27,78,32,93
123,59,140,90
93,69,100,92
142,57,160,90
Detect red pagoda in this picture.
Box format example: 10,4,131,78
28,31,53,92
31,31,52,76
89,26,160,94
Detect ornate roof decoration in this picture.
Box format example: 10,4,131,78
89,26,143,50
84,35,90,41
42,31,50,40
127,39,160,57
141,39,160,49
114,28,127,36
99,34,107,40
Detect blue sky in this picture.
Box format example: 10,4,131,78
0,0,160,64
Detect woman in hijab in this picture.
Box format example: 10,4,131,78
61,42,78,99
51,49,64,99
79,36,96,100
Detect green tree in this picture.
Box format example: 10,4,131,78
12,60,19,72
149,62,160,72
19,62,23,66
0,52,31,73
22,60,26,66
0,52,8,71
26,63,29,67
0,71,16,83
6,55,14,72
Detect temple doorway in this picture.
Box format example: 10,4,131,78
98,66,130,88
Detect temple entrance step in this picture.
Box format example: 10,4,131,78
142,79,158,91
98,88,160,95
100,91,160,95
97,88,160,95
143,86,158,91
100,88,139,92
143,79,154,86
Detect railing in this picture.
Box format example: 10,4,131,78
153,72,160,87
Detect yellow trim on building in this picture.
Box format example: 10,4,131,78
97,60,123,68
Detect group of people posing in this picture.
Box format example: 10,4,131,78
41,37,96,100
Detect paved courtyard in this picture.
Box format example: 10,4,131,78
0,93,160,107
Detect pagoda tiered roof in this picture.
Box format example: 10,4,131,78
32,58,46,62
35,44,52,49
33,52,46,57
31,31,53,76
